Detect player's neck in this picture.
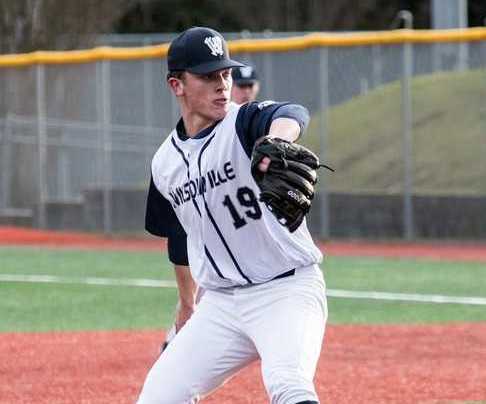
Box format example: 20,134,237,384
181,112,215,138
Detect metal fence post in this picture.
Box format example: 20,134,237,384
371,45,382,89
59,143,69,200
482,23,486,194
263,30,275,99
318,47,330,239
0,114,12,209
432,0,468,71
143,38,155,169
143,38,154,129
101,60,113,234
36,64,48,228
57,70,70,201
399,11,415,240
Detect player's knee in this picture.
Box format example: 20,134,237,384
263,369,318,404
136,362,199,404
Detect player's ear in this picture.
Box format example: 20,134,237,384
167,73,185,96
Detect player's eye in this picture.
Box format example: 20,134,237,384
199,70,230,82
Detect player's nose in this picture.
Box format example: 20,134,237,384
215,73,230,91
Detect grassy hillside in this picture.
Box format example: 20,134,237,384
304,69,486,195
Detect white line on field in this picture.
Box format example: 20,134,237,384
0,274,176,288
1,274,486,306
326,289,486,305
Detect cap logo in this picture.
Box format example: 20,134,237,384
240,66,253,78
204,36,224,57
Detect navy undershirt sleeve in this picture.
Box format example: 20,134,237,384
235,101,310,157
272,104,310,134
145,176,189,266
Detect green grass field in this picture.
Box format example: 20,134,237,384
1,246,485,332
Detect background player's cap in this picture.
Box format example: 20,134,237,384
231,65,258,85
168,27,244,74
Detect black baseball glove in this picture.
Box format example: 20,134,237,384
251,136,333,233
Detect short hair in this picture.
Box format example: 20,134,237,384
167,70,185,81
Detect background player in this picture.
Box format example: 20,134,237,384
139,26,327,404
230,63,260,104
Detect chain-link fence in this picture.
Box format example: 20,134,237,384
1,29,485,239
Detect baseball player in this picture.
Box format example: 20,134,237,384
138,26,328,404
160,63,261,354
230,64,260,104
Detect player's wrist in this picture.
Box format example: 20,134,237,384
178,299,196,311
175,301,195,332
267,117,300,143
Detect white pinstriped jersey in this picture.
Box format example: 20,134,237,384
150,102,322,290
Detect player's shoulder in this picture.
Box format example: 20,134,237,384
238,100,278,114
228,100,277,110
153,131,175,157
255,100,279,110
235,100,286,129
151,130,178,175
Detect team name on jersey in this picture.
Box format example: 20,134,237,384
168,161,236,208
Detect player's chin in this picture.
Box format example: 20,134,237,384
210,101,229,119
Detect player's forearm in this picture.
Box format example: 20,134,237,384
268,117,301,143
174,265,198,309
267,104,310,143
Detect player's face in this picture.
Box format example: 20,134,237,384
179,69,232,123
231,82,260,104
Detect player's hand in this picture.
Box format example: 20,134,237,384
258,156,271,172
251,136,333,232
175,302,195,332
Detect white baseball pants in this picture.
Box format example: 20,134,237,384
136,264,327,404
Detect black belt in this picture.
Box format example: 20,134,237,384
228,268,296,290
272,269,295,281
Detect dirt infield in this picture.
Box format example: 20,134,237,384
1,226,486,403
1,226,486,261
0,226,167,251
1,324,486,403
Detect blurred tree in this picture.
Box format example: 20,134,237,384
468,0,486,26
1,0,484,52
0,0,139,53
116,0,485,34
116,0,243,33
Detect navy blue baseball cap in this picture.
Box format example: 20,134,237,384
232,65,258,85
168,27,244,74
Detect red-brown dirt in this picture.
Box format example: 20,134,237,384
1,324,486,403
0,226,166,251
1,226,486,262
1,226,486,403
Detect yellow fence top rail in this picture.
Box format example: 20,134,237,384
1,28,486,67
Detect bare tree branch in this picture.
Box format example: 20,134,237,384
0,0,139,53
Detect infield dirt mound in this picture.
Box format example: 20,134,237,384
1,324,486,403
